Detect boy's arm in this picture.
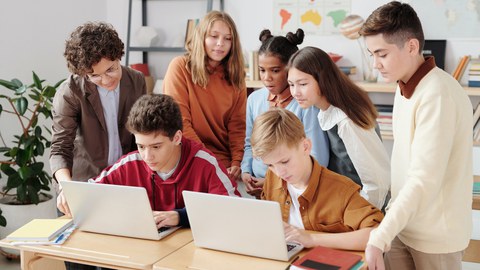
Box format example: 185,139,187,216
285,224,373,250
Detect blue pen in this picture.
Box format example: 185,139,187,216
54,233,65,244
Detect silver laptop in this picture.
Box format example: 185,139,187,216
60,181,179,240
183,190,303,261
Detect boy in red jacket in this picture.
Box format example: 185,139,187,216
57,94,240,228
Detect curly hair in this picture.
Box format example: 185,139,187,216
258,28,304,64
64,22,124,75
126,94,183,139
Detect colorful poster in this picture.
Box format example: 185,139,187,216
273,0,352,36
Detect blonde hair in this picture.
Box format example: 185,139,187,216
185,11,245,90
251,108,306,158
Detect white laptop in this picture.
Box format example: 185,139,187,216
182,190,303,261
60,181,180,240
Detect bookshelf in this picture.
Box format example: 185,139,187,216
125,0,224,66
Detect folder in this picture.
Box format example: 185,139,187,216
6,219,73,242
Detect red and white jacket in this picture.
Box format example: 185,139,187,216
90,137,240,226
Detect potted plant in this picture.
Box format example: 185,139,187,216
0,72,64,252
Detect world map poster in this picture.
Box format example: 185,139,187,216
273,0,352,36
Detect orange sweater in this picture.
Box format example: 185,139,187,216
163,56,246,168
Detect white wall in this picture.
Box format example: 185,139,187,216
0,0,106,181
108,0,480,83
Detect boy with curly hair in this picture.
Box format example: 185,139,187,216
50,21,146,186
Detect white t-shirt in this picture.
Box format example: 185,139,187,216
287,183,306,229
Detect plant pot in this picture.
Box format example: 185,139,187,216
0,193,57,256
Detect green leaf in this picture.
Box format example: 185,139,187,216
35,142,45,156
0,104,2,115
0,79,17,90
0,214,6,227
54,78,66,88
34,126,42,138
15,85,27,95
0,147,10,152
0,163,16,176
18,166,33,180
30,162,44,173
16,184,26,203
43,86,56,98
29,93,40,101
12,79,23,88
28,186,40,205
32,71,42,90
7,173,22,189
15,148,30,167
15,97,28,115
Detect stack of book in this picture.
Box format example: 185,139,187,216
6,218,75,246
474,181,480,196
375,104,393,138
468,58,480,87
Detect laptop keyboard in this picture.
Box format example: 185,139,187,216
158,227,170,233
287,244,297,252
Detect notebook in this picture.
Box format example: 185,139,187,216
6,218,73,242
60,181,180,240
182,190,304,261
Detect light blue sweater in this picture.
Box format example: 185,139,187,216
241,88,329,178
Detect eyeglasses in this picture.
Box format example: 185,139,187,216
87,62,120,83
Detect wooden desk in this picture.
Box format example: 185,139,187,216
0,228,193,270
153,242,364,270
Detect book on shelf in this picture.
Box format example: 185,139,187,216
374,104,393,113
338,66,357,76
6,219,73,242
452,55,470,81
473,182,480,195
290,245,363,270
473,102,480,128
468,59,480,87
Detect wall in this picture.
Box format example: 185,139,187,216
0,0,106,183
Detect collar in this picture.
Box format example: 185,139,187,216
317,105,348,131
398,56,436,99
271,156,323,204
97,83,120,97
267,88,293,108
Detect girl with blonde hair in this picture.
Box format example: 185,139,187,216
163,11,246,181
